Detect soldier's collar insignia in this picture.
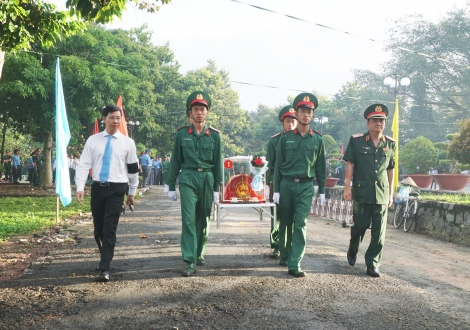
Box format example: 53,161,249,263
294,129,298,135
196,94,204,100
303,96,310,102
188,127,193,134
365,135,370,141
309,129,313,136
205,129,210,136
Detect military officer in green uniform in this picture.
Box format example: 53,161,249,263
3,150,12,182
343,104,396,277
273,93,326,277
31,148,42,187
266,105,297,259
166,91,222,276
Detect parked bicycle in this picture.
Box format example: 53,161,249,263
393,188,419,232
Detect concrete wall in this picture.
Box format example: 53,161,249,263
321,187,470,247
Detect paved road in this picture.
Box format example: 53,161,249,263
1,185,470,329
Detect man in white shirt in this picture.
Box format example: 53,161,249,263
75,105,139,282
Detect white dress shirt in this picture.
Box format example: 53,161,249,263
75,131,139,195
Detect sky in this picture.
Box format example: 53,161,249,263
54,0,469,111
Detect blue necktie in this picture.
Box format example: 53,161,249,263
99,135,113,183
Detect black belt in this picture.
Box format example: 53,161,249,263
283,176,312,183
187,168,212,172
93,181,127,187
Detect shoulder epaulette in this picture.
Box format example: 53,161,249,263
271,132,281,139
352,133,364,138
385,135,396,142
312,129,322,136
209,126,220,133
177,125,190,131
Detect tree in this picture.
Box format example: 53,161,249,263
400,136,439,174
384,5,470,141
447,119,470,166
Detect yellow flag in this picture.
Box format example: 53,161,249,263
391,99,399,191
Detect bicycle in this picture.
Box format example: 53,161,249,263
393,189,419,232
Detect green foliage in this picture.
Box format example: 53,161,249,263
401,136,439,174
0,196,91,240
448,119,470,165
445,133,457,141
420,192,470,206
322,134,336,153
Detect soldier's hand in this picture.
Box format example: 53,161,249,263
343,187,352,201
273,192,280,204
167,191,177,201
164,184,169,195
388,195,393,207
319,194,326,205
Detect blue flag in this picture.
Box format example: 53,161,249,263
55,58,72,206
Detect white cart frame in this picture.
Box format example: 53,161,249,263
212,202,276,229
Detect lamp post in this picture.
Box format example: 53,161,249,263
383,75,410,191
314,116,329,134
127,120,140,139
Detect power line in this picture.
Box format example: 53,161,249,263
229,0,470,70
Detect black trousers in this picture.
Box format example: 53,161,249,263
91,182,127,271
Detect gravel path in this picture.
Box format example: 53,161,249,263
1,185,469,329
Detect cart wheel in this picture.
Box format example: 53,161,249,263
342,220,347,228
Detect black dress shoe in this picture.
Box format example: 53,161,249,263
279,260,288,267
347,254,357,266
366,267,380,277
288,270,306,277
99,270,110,282
269,249,280,259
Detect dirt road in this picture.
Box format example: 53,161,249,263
1,186,470,329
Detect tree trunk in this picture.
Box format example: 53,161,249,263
0,49,4,79
41,131,53,188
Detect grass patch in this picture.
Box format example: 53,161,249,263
0,196,91,241
417,192,470,205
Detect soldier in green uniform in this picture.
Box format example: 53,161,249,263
266,105,297,259
273,93,326,277
162,155,170,184
31,148,42,187
166,91,222,276
343,104,396,277
3,150,12,182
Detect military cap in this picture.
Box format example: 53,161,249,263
186,91,211,116
364,104,389,119
279,105,297,121
293,93,318,111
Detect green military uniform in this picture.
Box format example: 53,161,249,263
274,93,326,274
3,152,12,182
166,92,222,271
266,106,297,253
32,150,42,187
343,104,396,271
162,157,170,184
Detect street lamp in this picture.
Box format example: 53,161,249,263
383,75,410,191
314,116,329,134
127,120,140,139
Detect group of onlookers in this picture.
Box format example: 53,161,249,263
138,150,170,188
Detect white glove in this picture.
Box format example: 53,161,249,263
167,191,177,201
164,184,169,195
319,193,325,205
213,192,219,202
273,192,280,204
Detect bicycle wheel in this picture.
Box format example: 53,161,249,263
393,203,405,228
404,200,418,232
